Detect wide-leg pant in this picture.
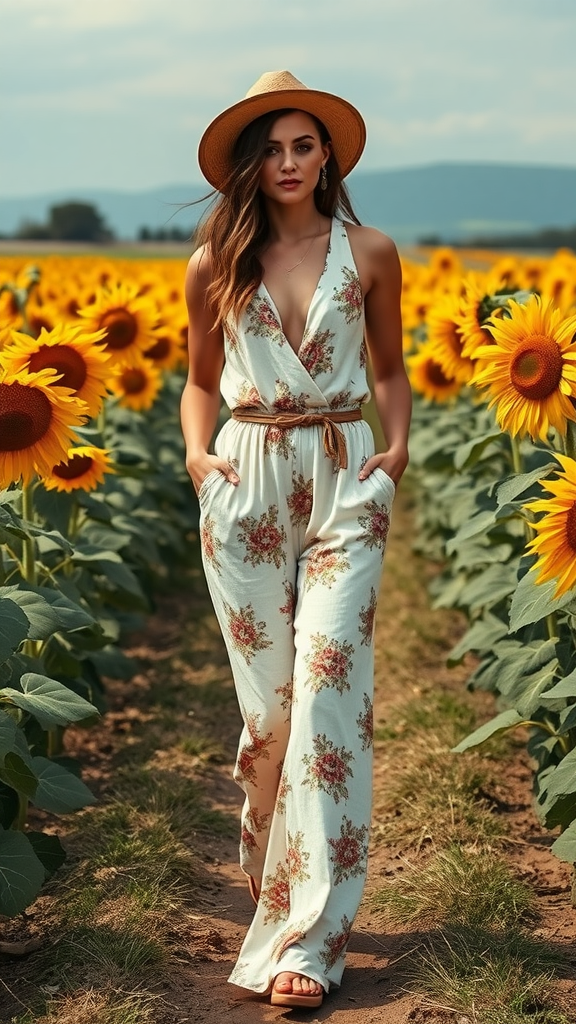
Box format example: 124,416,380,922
197,417,395,994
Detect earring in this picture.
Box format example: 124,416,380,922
320,165,328,191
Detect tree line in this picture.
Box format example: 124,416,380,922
2,201,195,243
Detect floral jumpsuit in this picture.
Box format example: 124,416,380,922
197,217,395,994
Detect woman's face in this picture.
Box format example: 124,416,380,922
258,110,331,204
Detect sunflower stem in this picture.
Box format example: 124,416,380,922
67,498,81,543
510,434,523,476
545,612,558,641
13,794,28,831
21,479,38,586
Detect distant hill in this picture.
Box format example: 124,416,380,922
0,163,574,245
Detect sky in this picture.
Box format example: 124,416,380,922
2,0,576,198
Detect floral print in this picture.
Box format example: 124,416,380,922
305,633,354,695
246,294,285,345
287,830,311,885
275,772,292,815
300,327,335,378
236,712,276,786
264,424,296,460
358,586,377,645
271,915,316,962
358,499,391,551
318,914,352,971
302,733,355,803
279,579,296,624
333,267,363,323
304,544,351,589
356,693,373,751
235,380,261,407
224,602,273,664
287,472,314,527
237,504,287,569
241,806,271,854
261,861,290,924
273,379,308,412
274,677,295,718
328,817,369,885
200,513,223,575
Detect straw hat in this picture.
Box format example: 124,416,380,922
198,70,366,193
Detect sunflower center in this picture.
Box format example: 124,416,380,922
28,344,87,392
426,359,452,387
52,453,93,480
0,381,52,451
121,368,147,394
99,308,138,350
566,502,576,553
510,335,563,400
145,337,170,361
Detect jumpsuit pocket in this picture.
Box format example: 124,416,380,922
372,467,396,501
198,469,224,507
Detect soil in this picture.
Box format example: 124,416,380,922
1,490,575,1024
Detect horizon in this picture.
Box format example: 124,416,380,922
1,159,575,202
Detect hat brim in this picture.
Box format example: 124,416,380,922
198,88,366,193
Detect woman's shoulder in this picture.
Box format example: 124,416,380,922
342,221,398,260
341,221,400,287
185,243,214,292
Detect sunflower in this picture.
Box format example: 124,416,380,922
407,342,462,402
41,444,115,493
426,292,476,385
471,295,576,441
525,454,576,598
0,367,86,488
1,323,113,419
455,274,497,358
77,282,159,366
108,354,163,411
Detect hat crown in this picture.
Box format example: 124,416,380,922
245,70,308,100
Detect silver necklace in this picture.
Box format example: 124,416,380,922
266,218,322,274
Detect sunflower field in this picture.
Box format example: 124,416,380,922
1,241,576,918
0,254,199,916
403,244,576,893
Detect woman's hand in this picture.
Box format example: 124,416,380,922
186,453,240,496
359,446,409,486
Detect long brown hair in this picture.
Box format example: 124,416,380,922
194,108,361,326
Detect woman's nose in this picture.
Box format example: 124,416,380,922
280,149,296,171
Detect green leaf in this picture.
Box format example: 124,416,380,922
30,756,96,814
0,598,30,664
0,710,18,759
3,590,59,641
537,749,576,828
26,831,66,878
1,673,99,729
0,827,46,916
0,753,38,798
452,709,525,753
509,564,576,632
457,563,517,613
447,614,508,666
453,429,504,471
540,667,576,709
551,822,576,865
496,464,556,508
0,781,19,828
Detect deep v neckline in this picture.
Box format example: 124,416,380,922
259,217,335,359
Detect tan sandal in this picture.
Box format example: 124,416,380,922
270,978,324,1008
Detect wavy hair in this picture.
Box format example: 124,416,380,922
194,109,361,327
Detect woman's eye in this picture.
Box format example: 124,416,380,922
264,146,278,156
297,145,311,153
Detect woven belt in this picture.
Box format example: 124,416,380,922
231,407,362,470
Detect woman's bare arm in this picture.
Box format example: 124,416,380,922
180,246,239,492
350,225,411,484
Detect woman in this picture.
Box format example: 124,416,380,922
180,70,411,1009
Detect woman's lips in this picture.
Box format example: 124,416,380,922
278,180,301,189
